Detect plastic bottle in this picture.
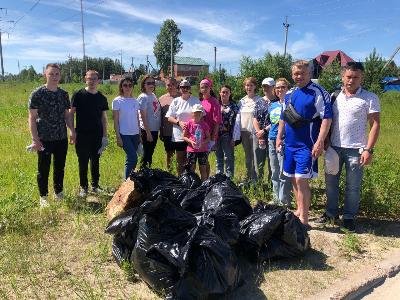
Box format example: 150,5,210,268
194,124,202,150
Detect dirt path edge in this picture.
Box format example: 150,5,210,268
307,249,400,300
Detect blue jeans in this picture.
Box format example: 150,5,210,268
268,139,292,206
325,146,364,220
215,134,235,178
120,134,140,179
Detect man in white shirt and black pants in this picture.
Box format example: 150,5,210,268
316,62,380,232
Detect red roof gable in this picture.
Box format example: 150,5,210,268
314,50,354,68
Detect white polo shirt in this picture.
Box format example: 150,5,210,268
330,87,380,149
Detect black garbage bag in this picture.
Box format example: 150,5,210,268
203,180,252,221
180,188,206,214
239,202,310,261
180,174,231,214
197,211,240,246
105,207,141,265
239,204,286,258
131,196,198,293
130,168,180,194
149,185,190,207
150,226,241,299
178,169,202,190
260,209,310,259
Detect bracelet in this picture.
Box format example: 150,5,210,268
177,121,180,126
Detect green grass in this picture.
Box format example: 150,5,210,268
0,83,399,298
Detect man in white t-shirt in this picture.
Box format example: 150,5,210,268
316,62,380,232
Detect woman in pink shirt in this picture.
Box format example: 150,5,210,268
183,104,210,181
199,78,221,177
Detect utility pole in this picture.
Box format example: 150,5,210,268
0,31,4,81
383,46,400,70
67,54,72,83
283,16,290,58
214,46,217,72
146,55,149,73
170,33,174,78
80,0,87,71
120,49,123,76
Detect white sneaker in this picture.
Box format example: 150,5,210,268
54,192,64,200
39,196,49,208
79,188,88,197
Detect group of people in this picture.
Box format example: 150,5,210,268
28,59,380,233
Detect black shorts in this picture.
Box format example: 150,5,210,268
174,141,188,152
162,136,175,152
187,152,208,166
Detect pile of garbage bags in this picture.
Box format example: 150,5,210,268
105,169,310,299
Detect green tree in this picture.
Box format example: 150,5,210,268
19,65,40,82
363,49,386,94
59,57,123,83
153,19,183,76
363,48,399,94
318,60,342,93
239,52,293,90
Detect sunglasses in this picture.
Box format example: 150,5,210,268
122,83,133,88
145,81,155,85
180,86,190,89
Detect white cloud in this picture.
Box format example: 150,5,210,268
180,40,244,63
256,41,284,55
289,32,321,59
101,0,251,43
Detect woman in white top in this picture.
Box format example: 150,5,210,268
166,80,201,176
137,75,161,168
233,77,263,183
112,77,141,179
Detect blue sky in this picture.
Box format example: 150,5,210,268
1,0,399,75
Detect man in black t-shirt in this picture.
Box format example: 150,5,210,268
70,70,109,196
28,63,75,208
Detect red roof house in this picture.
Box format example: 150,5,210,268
312,50,355,77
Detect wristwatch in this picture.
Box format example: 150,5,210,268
359,147,374,154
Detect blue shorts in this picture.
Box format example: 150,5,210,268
283,147,318,178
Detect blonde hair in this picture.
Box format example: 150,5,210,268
275,77,290,88
243,77,257,87
292,60,312,73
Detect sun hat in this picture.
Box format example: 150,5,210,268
192,104,205,116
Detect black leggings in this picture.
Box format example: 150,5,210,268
140,130,159,168
37,139,68,196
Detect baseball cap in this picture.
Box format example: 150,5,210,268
179,79,191,87
262,77,276,86
192,104,205,115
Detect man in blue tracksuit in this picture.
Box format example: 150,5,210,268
276,60,332,229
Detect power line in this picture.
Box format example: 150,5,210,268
13,0,41,26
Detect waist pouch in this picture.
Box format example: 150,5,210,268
283,102,309,128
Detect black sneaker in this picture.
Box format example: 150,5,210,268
342,219,356,233
315,213,339,225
